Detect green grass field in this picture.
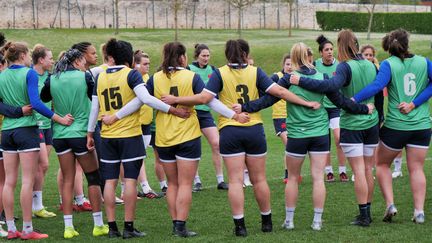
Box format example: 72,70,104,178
1,29,432,242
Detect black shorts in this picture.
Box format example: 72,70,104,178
273,118,287,136
1,126,40,153
325,108,340,120
285,134,330,157
0,145,3,160
197,110,216,129
150,131,156,147
39,128,53,145
141,124,151,136
53,137,89,156
340,124,379,157
380,126,431,151
219,124,267,157
156,137,201,163
100,136,146,180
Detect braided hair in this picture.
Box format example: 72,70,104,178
54,49,83,76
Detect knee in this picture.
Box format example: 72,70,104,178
85,170,102,187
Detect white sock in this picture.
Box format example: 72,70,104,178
338,166,346,174
285,207,295,222
216,174,224,184
64,215,73,228
194,176,201,184
6,220,16,232
59,196,63,204
261,210,271,215
394,158,402,172
75,194,85,205
313,208,324,222
121,182,125,195
92,211,104,226
414,209,424,217
244,170,250,181
23,221,33,234
159,180,167,189
32,191,44,211
140,180,152,194
325,166,333,175
233,214,244,219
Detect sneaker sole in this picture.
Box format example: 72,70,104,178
383,211,397,222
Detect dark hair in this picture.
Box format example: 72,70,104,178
225,39,249,64
32,44,50,65
2,42,29,63
134,51,149,67
0,53,5,65
71,42,92,54
0,33,6,48
383,29,410,61
316,35,333,52
194,43,209,59
54,48,83,76
106,38,133,67
161,42,186,77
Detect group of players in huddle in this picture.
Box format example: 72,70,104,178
0,27,430,240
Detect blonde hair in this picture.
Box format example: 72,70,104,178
290,42,314,71
337,29,359,62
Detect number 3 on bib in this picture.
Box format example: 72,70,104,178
403,73,416,96
236,84,250,104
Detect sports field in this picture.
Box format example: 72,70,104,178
2,28,432,242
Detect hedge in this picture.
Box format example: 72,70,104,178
316,11,432,34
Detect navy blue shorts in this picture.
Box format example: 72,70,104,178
100,136,146,180
141,124,151,136
197,110,216,129
340,124,379,146
219,124,267,157
286,134,330,157
1,126,40,153
53,137,89,156
326,108,340,120
155,137,201,163
380,126,431,151
273,118,287,136
39,128,53,145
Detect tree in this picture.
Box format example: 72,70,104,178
115,0,119,34
226,0,255,38
260,0,270,29
363,0,381,40
281,0,295,37
166,0,188,41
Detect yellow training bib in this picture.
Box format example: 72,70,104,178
153,69,201,147
97,67,141,138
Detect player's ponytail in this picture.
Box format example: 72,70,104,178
161,42,187,78
225,39,248,65
387,29,410,61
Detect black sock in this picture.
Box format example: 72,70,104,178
124,221,134,231
359,204,368,218
233,217,245,228
366,202,371,218
261,213,272,225
175,220,186,231
108,221,118,232
284,169,288,179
